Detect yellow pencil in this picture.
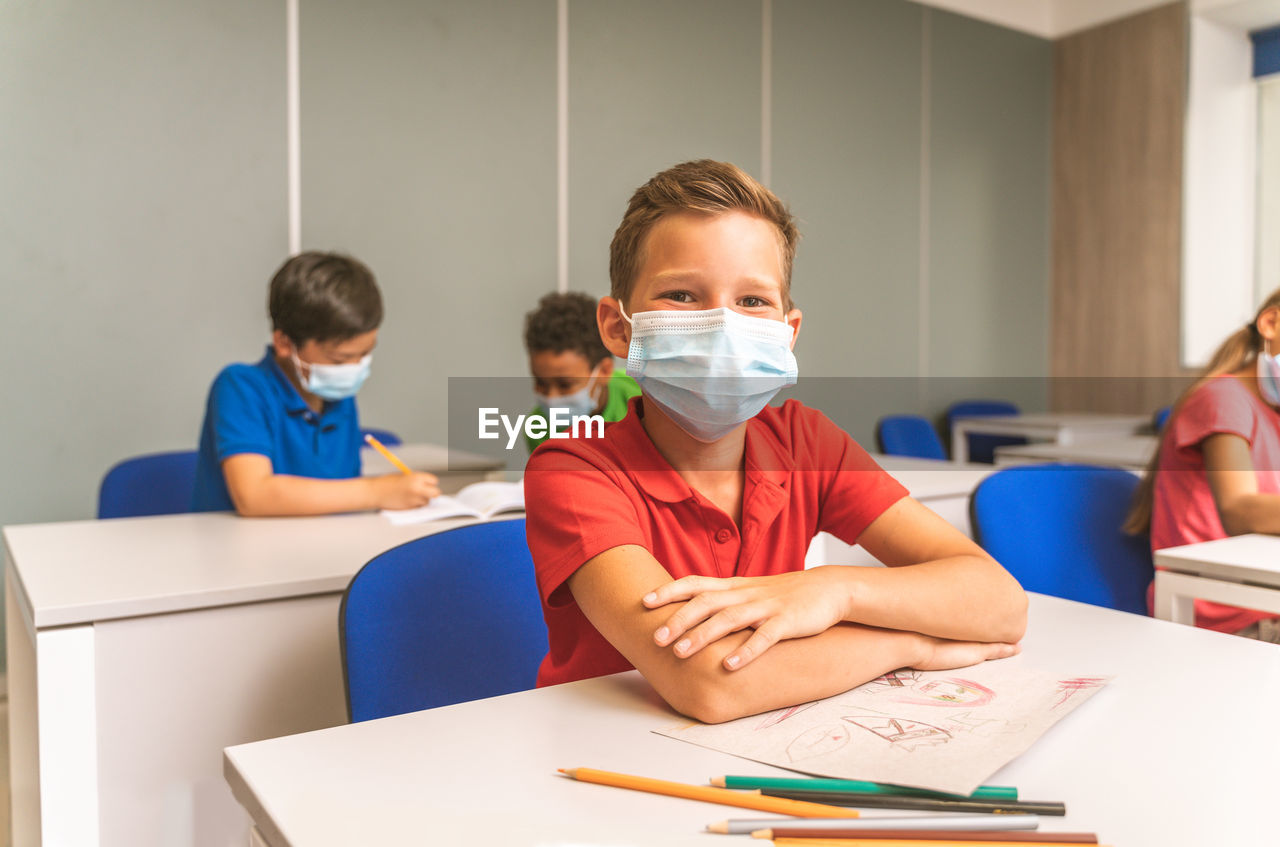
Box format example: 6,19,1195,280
558,767,860,818
363,433,413,475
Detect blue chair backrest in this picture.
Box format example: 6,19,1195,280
947,399,1025,464
1153,406,1172,431
876,415,946,460
360,427,403,447
97,450,200,519
340,519,548,722
970,464,1153,615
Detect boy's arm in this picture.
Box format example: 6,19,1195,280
568,544,1017,724
222,453,439,517
644,497,1027,671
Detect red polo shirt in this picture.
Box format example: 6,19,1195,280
524,397,908,687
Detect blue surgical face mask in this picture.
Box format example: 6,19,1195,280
620,305,798,442
1258,342,1280,406
293,352,372,401
535,367,602,420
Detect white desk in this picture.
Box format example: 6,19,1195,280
992,435,1157,471
1153,534,1280,625
806,455,994,566
4,441,506,847
223,593,1280,847
951,413,1149,464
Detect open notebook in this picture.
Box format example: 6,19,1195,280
381,480,525,525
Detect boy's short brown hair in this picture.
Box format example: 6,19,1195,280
268,252,383,344
608,159,798,310
524,291,611,364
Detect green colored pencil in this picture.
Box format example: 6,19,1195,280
712,775,1018,801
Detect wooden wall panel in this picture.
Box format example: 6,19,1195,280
1051,2,1190,412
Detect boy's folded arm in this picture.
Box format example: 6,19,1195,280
566,544,997,724
847,497,1028,644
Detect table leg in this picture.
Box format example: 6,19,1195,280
951,423,969,464
1153,571,1196,625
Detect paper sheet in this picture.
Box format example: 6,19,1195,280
656,663,1110,796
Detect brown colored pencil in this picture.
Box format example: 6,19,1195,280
768,840,1110,847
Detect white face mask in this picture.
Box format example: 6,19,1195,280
292,352,372,401
535,366,602,420
1259,341,1280,406
620,305,798,442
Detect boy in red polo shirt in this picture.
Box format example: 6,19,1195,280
524,160,1026,724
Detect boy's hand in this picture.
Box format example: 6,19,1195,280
372,472,440,509
642,567,853,671
912,635,1020,670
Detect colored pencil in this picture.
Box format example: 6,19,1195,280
767,840,1110,847
760,790,1065,816
714,776,1017,801
558,768,861,818
363,433,413,475
706,816,1041,835
754,830,1096,843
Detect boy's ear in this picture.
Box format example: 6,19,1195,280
785,308,803,350
597,297,631,359
270,329,296,359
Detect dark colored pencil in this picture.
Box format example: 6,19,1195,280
759,789,1066,816
758,829,1096,843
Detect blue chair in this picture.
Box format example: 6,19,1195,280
970,464,1153,615
97,450,200,519
340,519,548,722
947,399,1026,464
361,427,403,447
1153,406,1172,431
875,415,947,460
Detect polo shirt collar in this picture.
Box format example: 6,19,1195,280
614,397,792,502
258,346,312,415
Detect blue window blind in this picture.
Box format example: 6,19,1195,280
1253,26,1280,78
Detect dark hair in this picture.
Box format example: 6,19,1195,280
523,291,610,363
609,159,799,310
268,252,383,344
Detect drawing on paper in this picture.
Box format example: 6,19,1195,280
891,677,995,708
756,702,816,731
844,715,952,752
1053,677,1107,709
786,723,851,761
656,663,1113,796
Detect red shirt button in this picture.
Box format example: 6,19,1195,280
715,528,732,543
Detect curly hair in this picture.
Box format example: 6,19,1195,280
523,291,610,363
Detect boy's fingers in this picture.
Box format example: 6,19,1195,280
671,604,758,657
643,575,723,607
724,625,780,671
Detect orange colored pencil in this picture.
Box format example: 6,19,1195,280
558,768,860,818
363,433,412,475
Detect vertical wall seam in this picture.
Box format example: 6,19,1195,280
761,0,773,187
286,0,301,255
918,8,932,384
557,0,570,293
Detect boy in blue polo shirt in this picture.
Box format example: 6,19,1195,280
192,252,439,515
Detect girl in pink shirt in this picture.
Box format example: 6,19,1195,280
1127,288,1280,637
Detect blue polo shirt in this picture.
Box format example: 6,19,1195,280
192,347,363,512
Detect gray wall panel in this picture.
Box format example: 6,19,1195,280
0,0,286,527
301,0,558,444
568,0,762,299
928,8,1052,394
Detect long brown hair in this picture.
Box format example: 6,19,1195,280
1124,287,1280,534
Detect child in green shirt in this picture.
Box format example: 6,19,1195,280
523,291,641,452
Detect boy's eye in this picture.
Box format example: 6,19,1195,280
740,296,771,308
660,290,694,303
